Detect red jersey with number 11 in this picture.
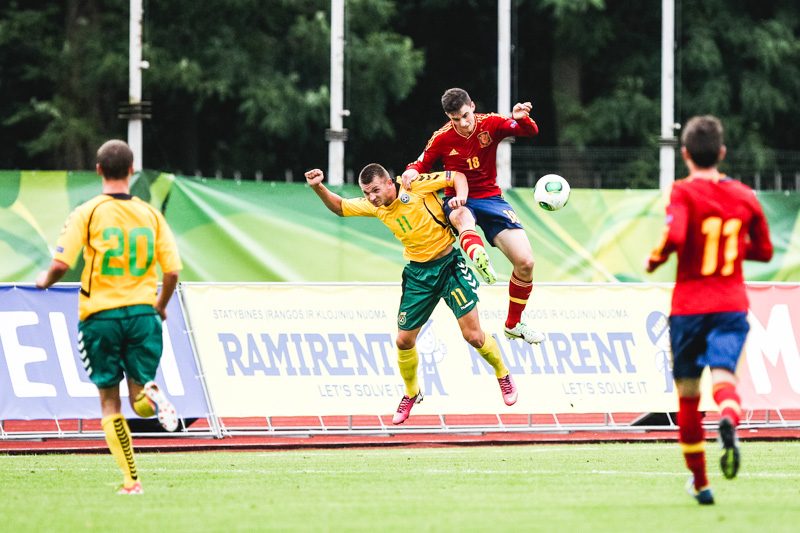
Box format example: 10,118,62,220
406,113,539,198
648,174,773,315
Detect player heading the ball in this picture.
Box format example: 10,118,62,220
402,87,545,345
305,165,520,424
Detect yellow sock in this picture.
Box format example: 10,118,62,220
101,414,138,487
477,333,508,378
397,347,420,397
133,391,155,418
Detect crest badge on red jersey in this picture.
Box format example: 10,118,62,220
478,131,492,148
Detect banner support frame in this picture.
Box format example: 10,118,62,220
175,282,224,438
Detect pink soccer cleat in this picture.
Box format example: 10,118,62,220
498,374,518,406
117,481,143,495
392,390,424,425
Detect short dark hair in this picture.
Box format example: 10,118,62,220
441,88,472,114
358,163,390,185
681,115,723,168
96,140,134,179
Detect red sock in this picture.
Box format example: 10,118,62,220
505,273,533,329
459,230,485,262
678,396,708,490
713,382,742,426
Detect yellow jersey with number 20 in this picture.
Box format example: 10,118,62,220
53,193,182,320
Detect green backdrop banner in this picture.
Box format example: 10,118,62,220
3,171,798,282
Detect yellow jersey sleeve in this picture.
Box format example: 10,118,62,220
410,171,454,195
341,197,377,217
53,206,89,267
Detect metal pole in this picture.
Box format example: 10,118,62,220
659,0,676,190
497,0,512,189
128,0,144,171
327,0,346,185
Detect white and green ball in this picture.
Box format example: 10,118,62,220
534,174,570,211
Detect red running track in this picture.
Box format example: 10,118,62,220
1,411,798,454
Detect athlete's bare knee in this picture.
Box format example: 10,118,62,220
449,208,475,232
396,336,415,351
514,256,535,279
675,378,701,398
462,330,484,348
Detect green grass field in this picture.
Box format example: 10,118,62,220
2,441,799,532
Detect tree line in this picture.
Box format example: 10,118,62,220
1,0,798,184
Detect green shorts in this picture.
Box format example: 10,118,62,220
397,248,480,331
77,305,163,389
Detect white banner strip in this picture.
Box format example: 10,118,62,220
180,283,800,417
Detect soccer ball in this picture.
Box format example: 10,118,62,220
534,174,570,211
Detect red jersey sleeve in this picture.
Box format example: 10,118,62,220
648,185,687,270
745,194,773,262
493,114,539,140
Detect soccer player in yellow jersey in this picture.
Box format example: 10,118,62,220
305,164,518,424
36,140,183,494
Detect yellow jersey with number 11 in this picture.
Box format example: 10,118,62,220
341,172,455,262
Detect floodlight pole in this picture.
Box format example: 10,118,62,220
128,0,145,171
497,0,512,190
659,0,676,189
326,0,347,186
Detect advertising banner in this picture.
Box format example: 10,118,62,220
0,285,210,421
183,283,800,418
181,283,661,416
740,285,800,409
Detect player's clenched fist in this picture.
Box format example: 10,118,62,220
512,101,532,120
305,168,325,186
448,195,467,209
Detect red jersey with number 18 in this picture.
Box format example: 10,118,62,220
648,174,773,315
406,113,539,199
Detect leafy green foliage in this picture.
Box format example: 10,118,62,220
0,1,798,182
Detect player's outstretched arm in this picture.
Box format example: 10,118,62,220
305,168,344,216
448,172,468,209
745,204,774,262
155,271,179,321
500,101,538,138
647,187,688,273
35,259,69,289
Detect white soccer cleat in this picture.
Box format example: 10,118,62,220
471,248,498,285
504,322,545,344
143,381,179,432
